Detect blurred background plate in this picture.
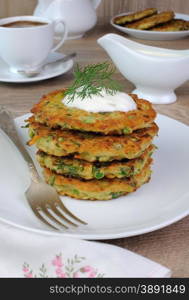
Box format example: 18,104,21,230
110,12,189,40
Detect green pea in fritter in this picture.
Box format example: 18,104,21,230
43,158,152,200
37,144,155,180
28,121,158,162
30,89,157,135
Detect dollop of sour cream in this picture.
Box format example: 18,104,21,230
63,89,137,113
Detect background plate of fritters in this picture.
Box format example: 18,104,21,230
114,8,157,25
111,13,189,40
125,11,174,30
0,113,188,240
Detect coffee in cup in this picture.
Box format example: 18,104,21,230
0,16,67,73
1,20,48,28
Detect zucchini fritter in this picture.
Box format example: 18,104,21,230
114,8,157,25
28,121,158,162
43,159,152,200
37,144,155,180
150,19,189,31
126,11,174,30
30,90,156,135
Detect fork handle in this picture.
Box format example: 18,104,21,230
0,106,41,183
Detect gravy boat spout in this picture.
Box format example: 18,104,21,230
97,33,189,104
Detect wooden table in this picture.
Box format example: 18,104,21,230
1,25,188,278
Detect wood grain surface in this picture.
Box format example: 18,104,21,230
0,24,188,277
1,0,189,24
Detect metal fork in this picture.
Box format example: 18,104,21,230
0,107,87,230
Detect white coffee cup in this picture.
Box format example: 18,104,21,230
0,16,67,73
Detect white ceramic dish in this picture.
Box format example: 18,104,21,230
34,0,102,39
0,16,67,74
110,13,189,40
0,52,73,83
0,113,188,240
98,33,189,104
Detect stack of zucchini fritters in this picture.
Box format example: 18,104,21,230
27,90,158,200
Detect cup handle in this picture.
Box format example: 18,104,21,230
51,19,67,52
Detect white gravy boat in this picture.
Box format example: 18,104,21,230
98,33,189,104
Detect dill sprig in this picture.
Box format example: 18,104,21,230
64,62,122,102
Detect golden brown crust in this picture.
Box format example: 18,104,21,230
43,159,152,200
126,11,174,30
37,144,155,179
28,121,158,162
114,8,157,25
150,19,189,31
30,90,156,135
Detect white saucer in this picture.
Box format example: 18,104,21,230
0,52,74,83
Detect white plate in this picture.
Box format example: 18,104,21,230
111,13,189,40
0,52,73,83
0,114,188,240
